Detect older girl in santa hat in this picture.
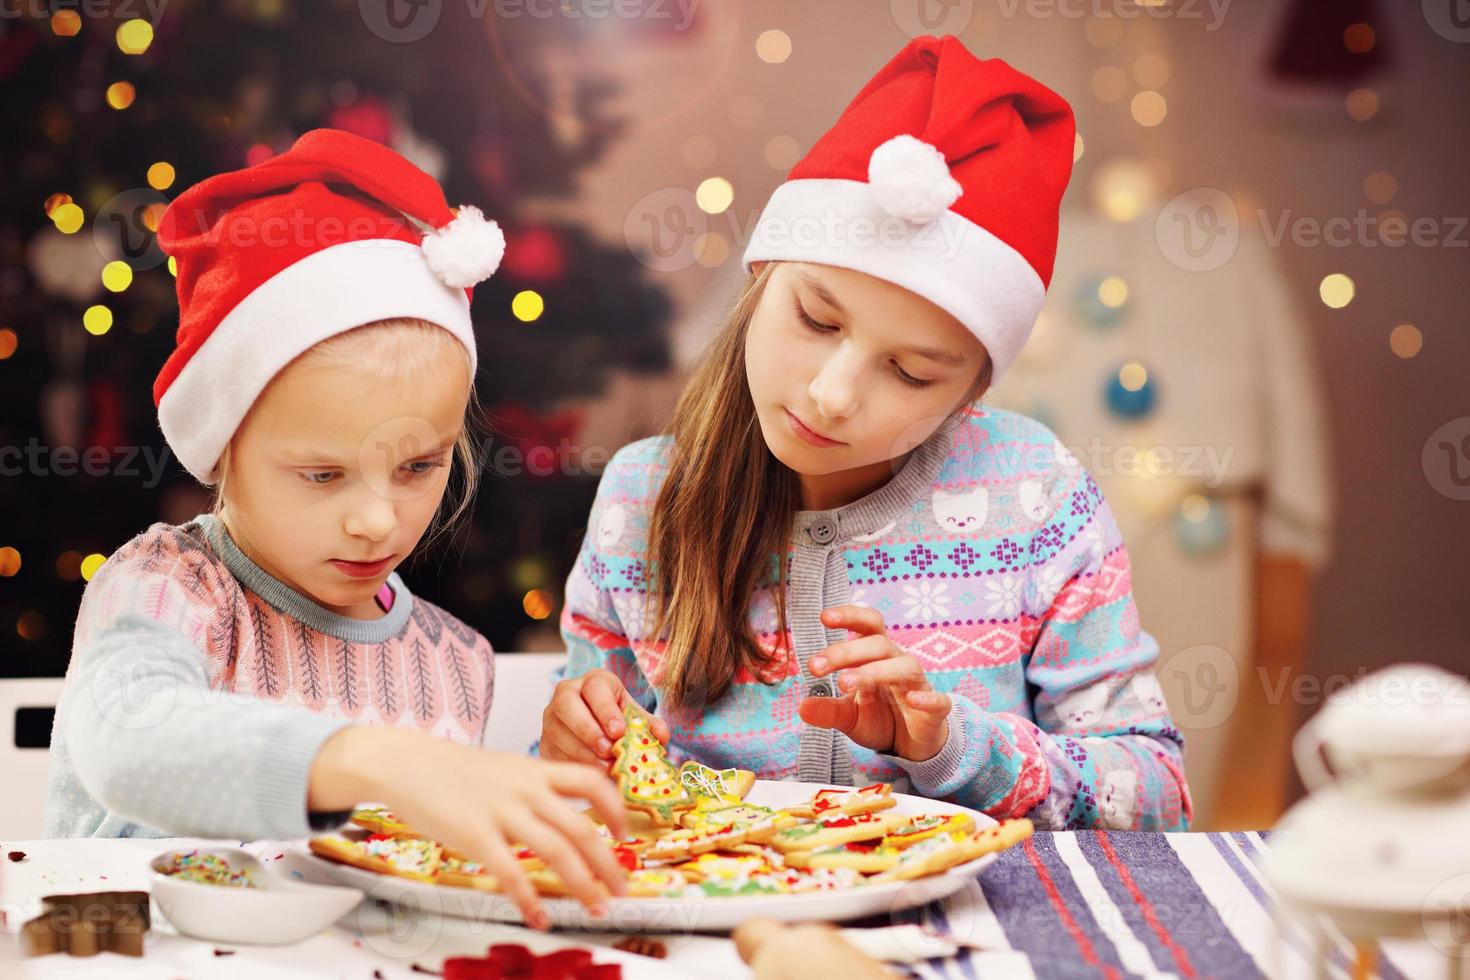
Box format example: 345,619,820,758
542,36,1192,831
44,129,627,927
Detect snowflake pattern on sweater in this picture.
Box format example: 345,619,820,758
559,406,1192,831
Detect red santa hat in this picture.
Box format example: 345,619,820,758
153,128,505,483
742,36,1075,383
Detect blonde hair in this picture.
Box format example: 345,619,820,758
648,264,993,710
212,317,482,553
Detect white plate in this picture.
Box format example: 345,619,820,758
297,780,999,933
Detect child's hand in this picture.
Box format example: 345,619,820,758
540,668,670,767
733,918,891,979
312,726,630,930
799,605,952,763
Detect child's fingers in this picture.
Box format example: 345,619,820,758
474,827,547,930
810,634,896,676
733,917,788,965
820,604,888,637
547,761,629,840
903,689,952,714
540,727,607,768
582,672,631,741
548,684,612,756
512,814,608,914
834,656,929,697
533,794,628,899
797,692,860,734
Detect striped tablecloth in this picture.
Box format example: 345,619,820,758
897,831,1445,980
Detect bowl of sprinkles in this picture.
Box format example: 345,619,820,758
149,847,362,945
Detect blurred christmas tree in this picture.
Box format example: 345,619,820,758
0,0,673,672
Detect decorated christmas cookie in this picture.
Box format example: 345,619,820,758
787,782,897,819
880,812,975,849
770,810,911,853
677,761,756,810
678,802,797,844
308,833,443,882
782,840,902,874
626,867,688,898
611,704,696,826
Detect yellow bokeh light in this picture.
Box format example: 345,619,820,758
1130,90,1168,127
168,255,178,276
0,547,20,578
52,202,85,234
83,305,114,336
764,135,801,171
522,588,554,620
106,81,136,110
1389,323,1422,359
141,202,166,233
1119,361,1149,392
44,192,73,216
511,290,544,322
1098,276,1129,309
80,553,107,582
1073,133,1085,163
116,19,154,55
102,260,134,292
0,328,16,360
147,161,176,190
51,11,81,36
695,176,734,215
755,29,792,64
1181,494,1211,524
1319,273,1355,309
1132,53,1170,89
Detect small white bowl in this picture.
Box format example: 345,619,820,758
149,847,363,946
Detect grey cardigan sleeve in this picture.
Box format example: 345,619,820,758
59,612,356,840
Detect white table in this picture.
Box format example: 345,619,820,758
0,837,747,979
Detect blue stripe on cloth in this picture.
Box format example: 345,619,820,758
979,833,1132,978
1229,833,1411,980
923,895,979,980
1077,831,1260,979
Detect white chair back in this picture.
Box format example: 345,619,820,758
0,677,64,840
481,652,565,754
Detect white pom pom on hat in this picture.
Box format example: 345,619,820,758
421,205,506,289
867,134,964,224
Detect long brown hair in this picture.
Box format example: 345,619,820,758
647,263,797,710
648,265,996,711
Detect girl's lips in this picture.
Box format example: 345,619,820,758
784,408,846,448
329,556,394,579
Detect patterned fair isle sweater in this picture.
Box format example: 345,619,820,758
558,406,1192,831
44,513,493,841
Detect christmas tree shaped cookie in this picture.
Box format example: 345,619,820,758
611,703,695,826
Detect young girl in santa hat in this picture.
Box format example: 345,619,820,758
542,36,1192,831
44,129,627,928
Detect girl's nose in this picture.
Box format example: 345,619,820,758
343,491,397,542
808,343,861,420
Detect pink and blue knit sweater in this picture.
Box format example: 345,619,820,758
558,406,1192,831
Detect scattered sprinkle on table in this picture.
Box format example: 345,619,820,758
8,851,26,862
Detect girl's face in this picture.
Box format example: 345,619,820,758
745,262,987,508
220,343,470,619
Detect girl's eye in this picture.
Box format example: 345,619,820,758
401,459,448,477
303,471,339,485
795,301,838,333
893,362,935,389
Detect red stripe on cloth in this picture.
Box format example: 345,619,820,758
1023,838,1122,980
1097,831,1199,979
